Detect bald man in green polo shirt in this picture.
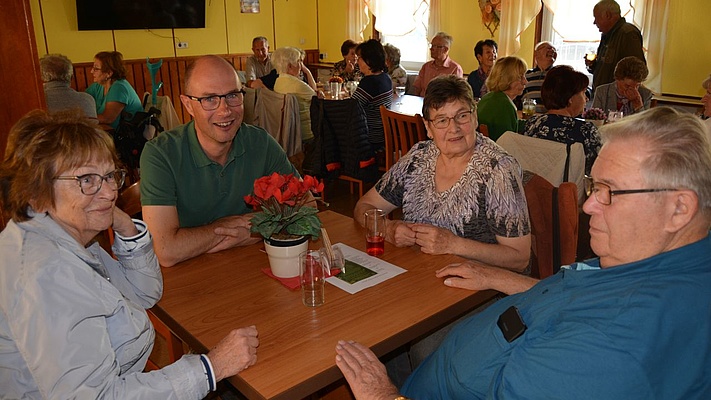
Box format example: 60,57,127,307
140,55,298,267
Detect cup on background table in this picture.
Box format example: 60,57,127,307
300,249,329,307
607,110,624,123
364,209,386,257
330,82,342,99
522,98,537,119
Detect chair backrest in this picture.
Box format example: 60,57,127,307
243,87,258,125
478,123,490,137
497,131,586,204
116,181,141,217
523,172,579,279
380,106,427,171
253,88,302,157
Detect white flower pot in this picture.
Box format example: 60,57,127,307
264,236,309,278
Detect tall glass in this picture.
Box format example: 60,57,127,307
394,86,406,105
364,209,386,257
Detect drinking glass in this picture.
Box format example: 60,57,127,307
522,98,536,118
364,209,386,257
300,250,329,307
344,81,358,97
394,86,406,105
607,110,624,123
329,82,342,99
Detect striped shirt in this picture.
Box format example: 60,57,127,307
352,72,393,148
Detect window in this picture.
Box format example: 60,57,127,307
368,0,431,70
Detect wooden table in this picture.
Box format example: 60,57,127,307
153,211,497,399
390,94,424,116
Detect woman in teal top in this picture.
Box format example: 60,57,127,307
476,56,528,141
86,51,143,130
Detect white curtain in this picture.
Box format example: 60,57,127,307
347,0,370,41
543,0,669,93
364,0,432,36
428,0,440,36
628,0,669,93
498,0,543,56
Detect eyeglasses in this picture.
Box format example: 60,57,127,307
185,90,246,111
427,110,474,129
91,66,102,72
583,175,678,205
55,169,126,195
430,44,447,50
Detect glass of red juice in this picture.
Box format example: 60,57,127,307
364,209,386,256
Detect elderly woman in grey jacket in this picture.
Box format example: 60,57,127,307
0,111,258,399
592,56,652,116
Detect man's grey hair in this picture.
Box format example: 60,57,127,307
252,36,269,47
432,32,453,48
272,47,303,75
599,107,711,213
594,0,621,16
534,41,555,51
701,74,711,91
40,54,74,83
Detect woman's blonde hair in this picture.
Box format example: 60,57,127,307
485,56,527,93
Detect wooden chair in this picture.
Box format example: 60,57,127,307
478,123,490,137
379,106,428,171
523,172,579,279
114,181,186,370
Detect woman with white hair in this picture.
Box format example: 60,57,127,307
273,47,318,142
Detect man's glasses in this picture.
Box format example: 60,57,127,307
185,90,246,111
55,169,126,195
427,110,474,129
584,175,678,205
430,44,447,50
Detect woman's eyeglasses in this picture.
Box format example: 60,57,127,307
427,110,474,129
185,90,246,111
55,169,127,195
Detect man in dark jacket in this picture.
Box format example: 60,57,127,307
585,0,645,91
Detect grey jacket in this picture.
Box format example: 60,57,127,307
0,213,209,399
592,82,653,115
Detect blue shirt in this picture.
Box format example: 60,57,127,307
402,235,711,399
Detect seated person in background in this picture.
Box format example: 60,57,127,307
352,39,393,151
85,51,143,130
701,74,711,134
413,32,463,97
476,56,528,141
336,106,711,399
252,68,279,90
40,53,97,122
245,36,274,88
273,46,318,143
466,39,497,99
354,75,531,272
140,55,298,267
524,65,602,173
332,39,362,82
384,43,408,90
515,41,557,112
592,56,653,116
0,111,259,399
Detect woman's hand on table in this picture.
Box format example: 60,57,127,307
112,206,139,237
386,220,416,247
410,223,458,255
208,325,259,381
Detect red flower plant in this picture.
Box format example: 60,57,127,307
244,173,324,240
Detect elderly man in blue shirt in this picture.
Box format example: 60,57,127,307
335,106,711,400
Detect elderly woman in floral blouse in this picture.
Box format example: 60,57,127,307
524,65,602,174
354,75,531,272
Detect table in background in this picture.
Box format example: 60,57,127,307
153,211,497,400
390,94,424,116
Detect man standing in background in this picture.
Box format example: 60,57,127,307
585,0,645,91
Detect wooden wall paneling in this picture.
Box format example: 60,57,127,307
0,0,46,160
170,60,186,122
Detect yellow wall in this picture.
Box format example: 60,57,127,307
662,0,709,96
30,0,705,97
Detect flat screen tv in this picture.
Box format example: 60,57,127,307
76,0,206,31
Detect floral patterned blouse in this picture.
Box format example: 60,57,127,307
523,114,602,174
375,137,530,244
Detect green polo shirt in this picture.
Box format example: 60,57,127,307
140,121,298,228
